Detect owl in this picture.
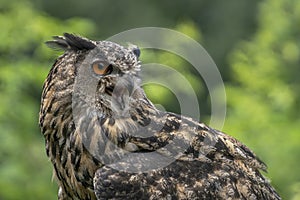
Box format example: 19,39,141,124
39,33,281,200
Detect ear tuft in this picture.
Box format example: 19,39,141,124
127,43,141,58
45,33,97,51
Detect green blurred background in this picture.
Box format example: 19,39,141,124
1,0,300,199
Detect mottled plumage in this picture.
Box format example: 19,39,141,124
39,33,281,200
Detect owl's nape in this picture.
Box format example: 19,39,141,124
40,33,281,200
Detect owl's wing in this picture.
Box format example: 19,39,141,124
93,155,279,200
93,112,280,200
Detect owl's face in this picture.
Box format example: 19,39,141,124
60,36,143,118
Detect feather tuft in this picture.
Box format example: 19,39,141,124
45,33,97,51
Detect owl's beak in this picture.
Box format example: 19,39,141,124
112,75,136,98
110,75,140,116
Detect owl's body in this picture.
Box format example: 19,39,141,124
39,33,280,200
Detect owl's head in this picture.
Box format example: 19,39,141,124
46,33,145,117
47,33,141,74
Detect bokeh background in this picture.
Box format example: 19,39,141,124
1,0,300,199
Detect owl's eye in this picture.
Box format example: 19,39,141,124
91,61,113,75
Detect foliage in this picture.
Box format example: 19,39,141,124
223,0,300,199
0,1,94,199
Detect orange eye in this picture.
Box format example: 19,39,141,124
92,61,112,75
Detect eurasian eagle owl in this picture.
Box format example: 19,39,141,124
39,33,281,200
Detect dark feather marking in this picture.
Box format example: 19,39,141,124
63,33,97,50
